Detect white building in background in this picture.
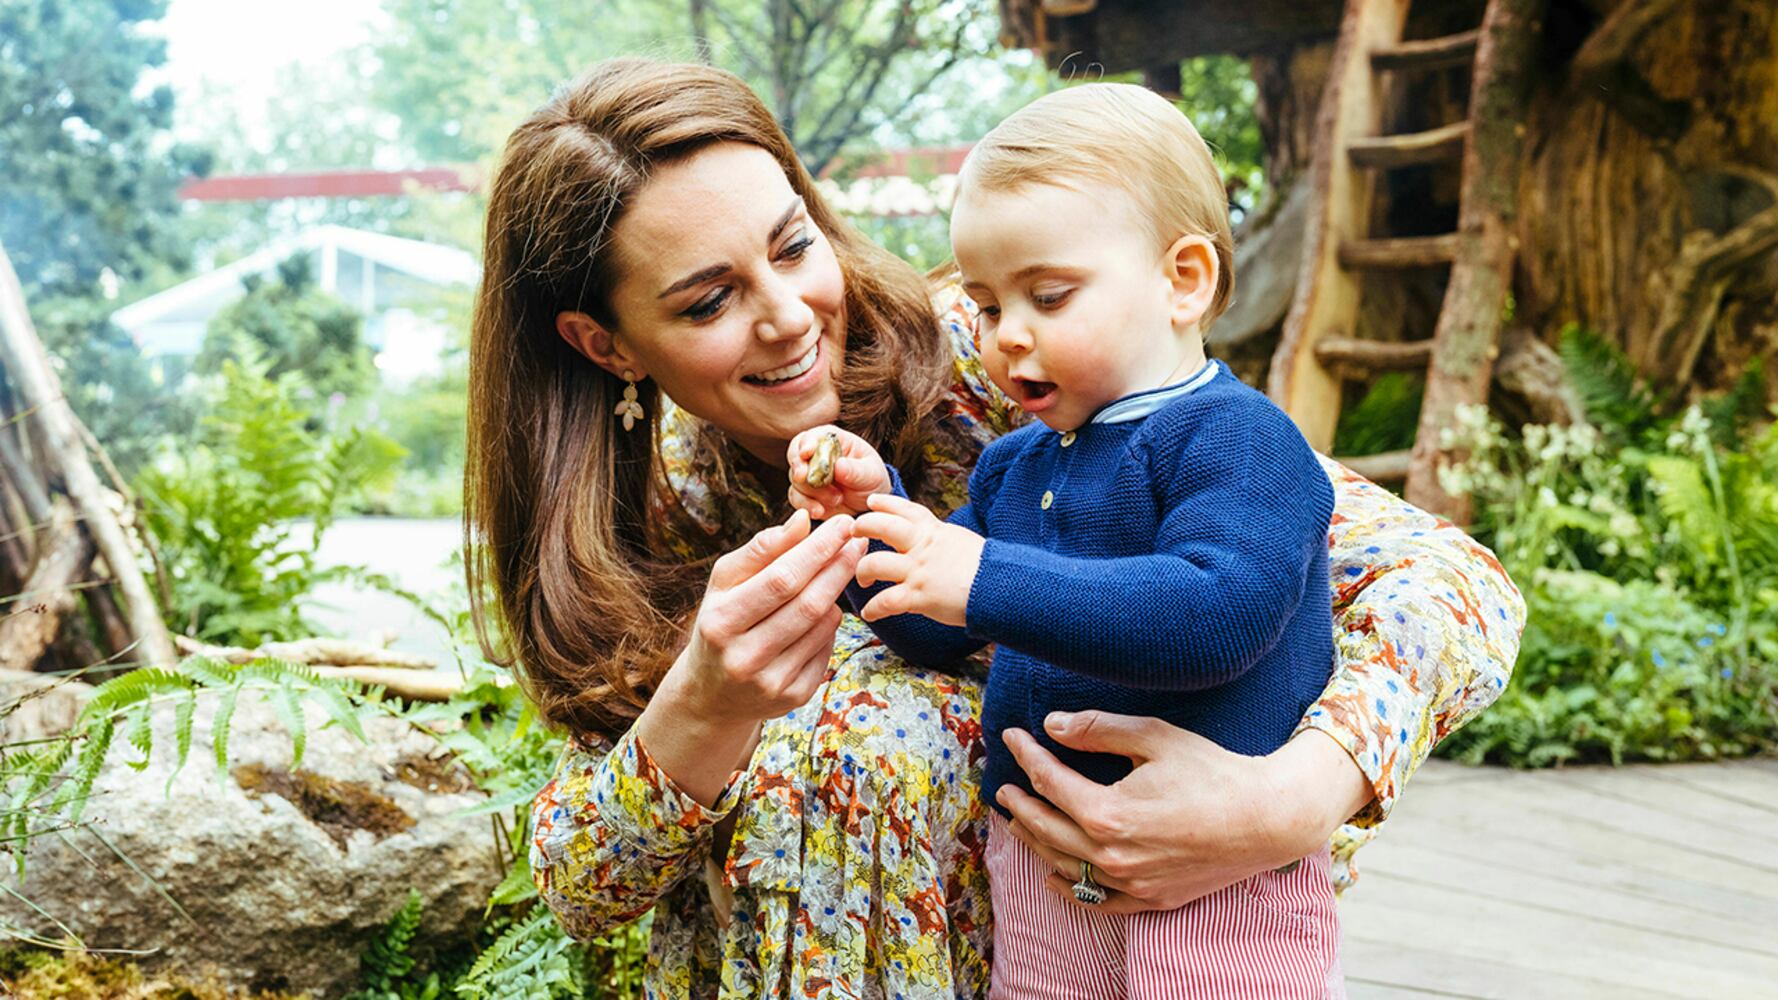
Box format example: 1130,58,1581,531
110,224,480,384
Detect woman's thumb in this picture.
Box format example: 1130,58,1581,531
1043,710,1170,762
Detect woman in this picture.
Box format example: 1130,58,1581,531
469,58,1524,999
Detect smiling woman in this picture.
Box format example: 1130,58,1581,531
469,57,1525,1000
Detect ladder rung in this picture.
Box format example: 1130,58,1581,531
1371,30,1481,72
1338,450,1412,484
1348,121,1470,169
1314,336,1434,371
1339,234,1461,269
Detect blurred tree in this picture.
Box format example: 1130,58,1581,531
0,0,208,298
0,0,212,475
372,0,1001,174
197,254,376,402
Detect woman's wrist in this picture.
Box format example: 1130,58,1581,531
634,661,763,808
1261,728,1376,859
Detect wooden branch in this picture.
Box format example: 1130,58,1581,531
1337,449,1411,484
1313,336,1433,372
0,422,50,524
1494,326,1585,426
1407,0,1548,523
1648,194,1778,386
1371,30,1480,72
0,505,94,671
306,666,478,702
1347,121,1470,169
0,242,176,668
1339,234,1460,269
1570,0,1691,140
174,634,437,670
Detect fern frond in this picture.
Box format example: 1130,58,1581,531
357,888,425,993
1558,324,1664,440
458,905,559,988
213,684,242,775
316,683,370,743
57,715,116,824
168,694,198,795
273,681,308,768
1645,455,1721,563
124,706,154,772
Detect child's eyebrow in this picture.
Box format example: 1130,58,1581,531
1009,262,1079,281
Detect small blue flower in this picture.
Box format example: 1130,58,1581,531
1603,611,1617,627
1652,650,1667,668
1708,623,1727,636
1698,636,1714,648
1722,667,1734,679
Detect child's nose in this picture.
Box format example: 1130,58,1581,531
994,316,1032,354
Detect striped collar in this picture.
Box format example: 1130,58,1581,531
1089,359,1221,425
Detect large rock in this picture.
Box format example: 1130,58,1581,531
4,689,505,997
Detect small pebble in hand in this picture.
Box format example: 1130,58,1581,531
806,431,840,488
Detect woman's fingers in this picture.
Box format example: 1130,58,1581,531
1039,873,1151,915
715,515,856,632
997,783,1104,874
764,603,847,708
1043,710,1175,765
711,509,811,590
741,535,867,657
853,511,920,553
1000,727,1116,839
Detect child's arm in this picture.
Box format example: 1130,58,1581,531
842,439,1021,667
862,400,1334,690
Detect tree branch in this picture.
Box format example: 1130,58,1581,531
1648,170,1778,385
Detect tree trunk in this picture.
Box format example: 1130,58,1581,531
1517,0,1778,398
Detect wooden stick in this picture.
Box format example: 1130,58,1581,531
0,243,176,668
0,505,94,671
174,634,438,670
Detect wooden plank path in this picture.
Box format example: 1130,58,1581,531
1340,758,1778,999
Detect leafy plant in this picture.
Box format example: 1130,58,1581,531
348,889,443,1000
1437,333,1778,766
135,355,404,645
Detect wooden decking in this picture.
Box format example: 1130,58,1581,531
1340,758,1778,998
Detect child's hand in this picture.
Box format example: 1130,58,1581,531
852,493,984,627
787,425,891,519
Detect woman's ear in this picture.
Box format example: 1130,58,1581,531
1162,235,1218,333
556,311,647,381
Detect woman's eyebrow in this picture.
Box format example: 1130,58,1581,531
656,197,805,300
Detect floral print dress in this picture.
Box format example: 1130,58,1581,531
530,280,1527,999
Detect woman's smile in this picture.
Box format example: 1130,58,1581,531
743,338,823,388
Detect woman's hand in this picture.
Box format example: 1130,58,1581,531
786,425,891,519
638,508,867,806
996,711,1373,913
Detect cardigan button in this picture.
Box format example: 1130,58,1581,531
1041,490,1054,509
1060,431,1076,447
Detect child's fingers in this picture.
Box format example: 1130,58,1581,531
858,583,915,621
830,457,881,491
855,550,911,588
864,492,930,520
853,511,921,552
786,486,826,521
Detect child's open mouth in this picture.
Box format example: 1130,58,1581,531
1013,378,1058,411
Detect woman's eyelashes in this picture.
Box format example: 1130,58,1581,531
679,231,815,322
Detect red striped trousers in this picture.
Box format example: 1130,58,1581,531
986,812,1345,999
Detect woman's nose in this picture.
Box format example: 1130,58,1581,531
753,273,815,343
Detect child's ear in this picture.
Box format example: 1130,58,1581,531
1162,235,1218,333
556,311,648,382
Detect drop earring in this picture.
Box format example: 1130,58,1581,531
616,370,645,431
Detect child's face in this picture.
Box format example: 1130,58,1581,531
950,180,1211,433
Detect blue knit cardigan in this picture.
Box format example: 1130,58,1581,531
848,362,1337,815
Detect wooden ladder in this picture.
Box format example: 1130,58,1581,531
1269,0,1543,521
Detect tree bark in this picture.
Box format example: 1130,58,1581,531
0,243,176,668
0,504,94,671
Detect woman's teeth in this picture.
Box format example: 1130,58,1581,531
747,343,819,385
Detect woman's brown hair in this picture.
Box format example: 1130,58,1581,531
466,58,956,740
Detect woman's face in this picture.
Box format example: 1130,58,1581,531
600,141,847,468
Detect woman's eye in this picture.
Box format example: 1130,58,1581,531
684,288,731,321
779,235,815,261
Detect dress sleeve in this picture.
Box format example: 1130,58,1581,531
529,726,744,938
1298,457,1526,826
933,275,1024,435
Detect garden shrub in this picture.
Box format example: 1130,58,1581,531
1437,328,1778,766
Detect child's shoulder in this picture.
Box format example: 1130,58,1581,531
1144,362,1303,446
979,420,1049,466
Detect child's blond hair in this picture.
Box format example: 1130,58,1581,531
960,82,1235,329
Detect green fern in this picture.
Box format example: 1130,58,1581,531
351,888,425,997
454,906,580,1000
1557,324,1665,441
